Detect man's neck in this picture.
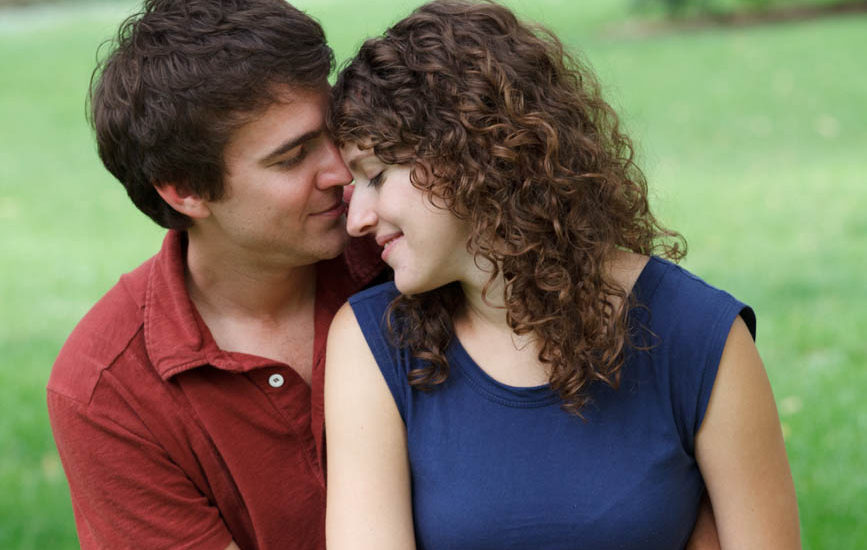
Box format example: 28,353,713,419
182,229,319,381
184,229,317,320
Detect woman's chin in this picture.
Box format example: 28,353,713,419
394,273,436,296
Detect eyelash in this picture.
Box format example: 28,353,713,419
276,146,307,169
368,172,384,188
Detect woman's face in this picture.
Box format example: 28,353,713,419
341,143,473,294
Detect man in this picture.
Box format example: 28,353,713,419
48,1,720,549
47,1,382,548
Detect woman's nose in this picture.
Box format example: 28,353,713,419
345,186,378,237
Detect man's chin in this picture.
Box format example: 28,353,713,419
318,230,351,261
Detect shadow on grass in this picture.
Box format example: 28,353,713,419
606,0,867,38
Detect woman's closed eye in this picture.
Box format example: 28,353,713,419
368,172,384,188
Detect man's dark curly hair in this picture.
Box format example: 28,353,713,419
89,0,333,229
329,0,685,413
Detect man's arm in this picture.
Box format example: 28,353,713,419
48,389,234,550
685,492,721,550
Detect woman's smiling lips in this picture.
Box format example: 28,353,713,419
376,232,404,262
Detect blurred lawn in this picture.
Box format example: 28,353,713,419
1,0,864,548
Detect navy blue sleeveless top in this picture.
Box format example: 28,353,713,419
349,257,755,550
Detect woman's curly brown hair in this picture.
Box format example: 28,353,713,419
329,0,685,414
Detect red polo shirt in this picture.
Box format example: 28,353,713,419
47,231,383,550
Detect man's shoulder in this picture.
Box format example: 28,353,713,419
47,257,155,403
342,235,387,288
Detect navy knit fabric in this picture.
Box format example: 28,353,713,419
349,257,755,550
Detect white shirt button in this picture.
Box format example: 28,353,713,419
268,374,285,388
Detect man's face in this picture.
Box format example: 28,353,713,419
201,84,352,267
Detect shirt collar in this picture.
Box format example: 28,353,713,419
143,231,384,381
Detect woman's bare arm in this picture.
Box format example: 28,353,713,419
324,303,416,550
696,316,801,549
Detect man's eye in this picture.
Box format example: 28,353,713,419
277,146,307,168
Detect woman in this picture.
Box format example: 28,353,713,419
324,1,800,548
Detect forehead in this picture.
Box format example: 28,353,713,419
224,84,329,158
340,142,379,172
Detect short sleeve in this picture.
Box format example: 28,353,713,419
47,388,233,550
349,284,411,422
643,261,756,456
692,302,756,436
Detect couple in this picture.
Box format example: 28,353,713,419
47,0,800,549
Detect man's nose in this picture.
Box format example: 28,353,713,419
317,139,353,189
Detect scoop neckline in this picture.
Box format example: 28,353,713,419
446,256,672,408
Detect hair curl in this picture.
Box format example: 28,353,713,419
89,0,333,229
329,0,685,413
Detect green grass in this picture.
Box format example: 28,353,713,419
1,1,864,548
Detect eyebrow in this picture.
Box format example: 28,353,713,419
259,129,322,165
347,150,374,173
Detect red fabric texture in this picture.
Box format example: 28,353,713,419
47,230,382,550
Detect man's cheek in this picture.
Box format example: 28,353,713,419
342,185,355,204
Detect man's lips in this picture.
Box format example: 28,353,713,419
310,199,346,216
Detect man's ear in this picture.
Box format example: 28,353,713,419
154,183,211,220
